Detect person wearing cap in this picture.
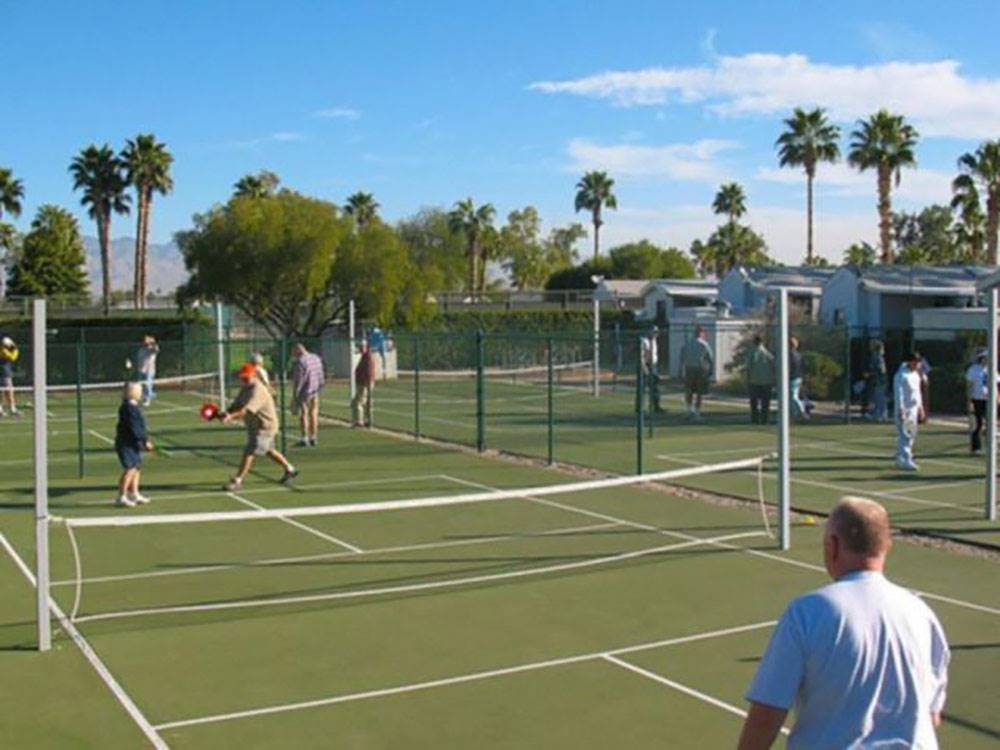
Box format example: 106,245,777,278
893,351,925,471
113,382,154,507
738,496,949,749
220,363,297,491
0,336,19,417
126,335,159,407
965,349,994,454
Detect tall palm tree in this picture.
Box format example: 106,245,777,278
953,140,1000,264
70,145,130,313
574,171,617,260
344,191,380,227
951,178,986,263
447,198,495,296
775,107,841,263
122,134,174,309
0,167,24,220
233,170,280,198
847,110,919,263
712,182,747,226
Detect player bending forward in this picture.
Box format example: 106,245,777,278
221,363,298,491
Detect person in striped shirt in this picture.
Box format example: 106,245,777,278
291,343,325,446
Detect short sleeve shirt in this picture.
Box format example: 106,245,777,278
747,571,949,749
230,381,278,436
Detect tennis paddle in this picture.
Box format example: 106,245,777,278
199,402,222,421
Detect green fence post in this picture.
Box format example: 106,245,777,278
636,336,644,475
414,335,421,440
547,336,554,465
843,322,851,424
75,341,85,478
278,336,288,454
476,330,485,452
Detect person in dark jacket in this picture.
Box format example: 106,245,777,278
747,336,775,425
114,382,153,507
352,341,376,427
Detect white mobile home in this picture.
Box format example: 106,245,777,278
639,278,718,323
718,266,835,319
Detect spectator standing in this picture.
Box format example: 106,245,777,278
352,341,376,427
738,497,949,750
789,336,808,421
893,351,924,471
291,343,325,446
746,336,775,425
965,350,990,454
865,339,888,423
113,382,153,507
917,355,932,423
250,352,272,391
0,336,19,417
126,335,159,406
641,326,662,413
680,326,714,421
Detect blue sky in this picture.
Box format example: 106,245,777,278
3,0,1000,267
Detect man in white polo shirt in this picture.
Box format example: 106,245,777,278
737,496,950,750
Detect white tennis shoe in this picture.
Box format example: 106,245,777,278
115,495,136,508
130,493,151,505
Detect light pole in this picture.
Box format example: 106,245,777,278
591,275,604,398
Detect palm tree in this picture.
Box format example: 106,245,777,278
953,141,1000,264
775,108,841,263
951,178,986,263
70,145,130,314
847,110,919,263
0,167,24,220
122,134,174,309
712,182,747,226
447,198,496,296
233,170,280,198
574,171,617,260
344,192,380,227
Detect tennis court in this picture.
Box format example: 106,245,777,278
1,377,999,748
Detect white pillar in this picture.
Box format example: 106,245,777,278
988,288,998,521
592,294,601,398
33,299,51,651
214,302,226,404
777,290,791,550
348,300,357,402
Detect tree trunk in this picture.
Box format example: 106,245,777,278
468,239,477,300
877,166,893,264
140,192,152,308
133,194,145,309
99,213,112,315
988,190,999,265
592,208,601,260
806,171,814,264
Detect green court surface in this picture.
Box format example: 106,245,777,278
1,382,998,748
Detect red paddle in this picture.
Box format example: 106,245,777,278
199,402,222,421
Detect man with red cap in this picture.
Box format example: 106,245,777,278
220,363,297,491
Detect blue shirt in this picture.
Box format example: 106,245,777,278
747,571,949,749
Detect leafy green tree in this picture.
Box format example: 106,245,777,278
690,223,771,277
574,171,617,260
447,198,495,296
953,141,1000,264
177,192,350,337
842,241,878,267
775,107,841,263
232,170,281,198
70,144,131,313
847,110,919,263
0,167,24,220
497,208,581,289
344,191,380,227
712,182,747,225
122,134,174,309
544,257,613,291
608,240,695,279
950,173,985,262
6,205,89,298
893,205,961,265
397,208,467,291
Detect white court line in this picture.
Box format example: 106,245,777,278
602,654,790,736
438,475,1000,617
226,492,363,553
0,533,169,749
71,531,766,624
52,522,621,587
153,619,777,731
88,429,115,446
880,479,982,497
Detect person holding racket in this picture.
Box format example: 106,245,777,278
893,351,925,471
113,382,154,507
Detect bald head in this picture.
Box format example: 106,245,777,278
828,497,892,556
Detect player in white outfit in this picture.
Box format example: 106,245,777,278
893,351,924,471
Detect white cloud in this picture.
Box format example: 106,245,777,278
228,131,305,149
270,131,304,142
313,106,361,120
530,54,1000,138
566,137,738,180
755,162,953,204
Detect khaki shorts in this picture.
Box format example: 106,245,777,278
245,431,276,457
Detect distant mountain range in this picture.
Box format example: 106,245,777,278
83,237,188,294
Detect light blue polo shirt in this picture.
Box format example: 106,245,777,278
747,570,949,749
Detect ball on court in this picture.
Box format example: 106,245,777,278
804,515,817,525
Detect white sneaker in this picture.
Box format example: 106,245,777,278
115,496,136,507
130,493,151,505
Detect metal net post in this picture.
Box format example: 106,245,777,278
33,299,51,651
987,289,998,521
635,335,645,475
75,341,85,478
547,336,554,465
777,289,791,550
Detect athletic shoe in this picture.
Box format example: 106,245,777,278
895,460,919,471
142,400,151,407
297,437,311,447
308,437,317,447
115,496,136,508
280,467,299,484
224,477,243,491
130,493,151,505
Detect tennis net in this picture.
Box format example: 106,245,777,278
49,455,775,626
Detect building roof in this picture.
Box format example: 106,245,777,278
640,277,719,298
595,279,649,299
729,266,836,296
847,265,993,295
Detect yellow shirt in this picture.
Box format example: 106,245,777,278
0,345,18,364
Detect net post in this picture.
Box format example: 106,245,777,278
214,302,226,404
75,340,85,478
592,293,600,398
987,288,998,521
777,289,791,550
547,336,554,465
278,336,288,455
348,300,357,405
476,330,485,452
33,299,51,651
414,334,421,440
635,335,644,475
